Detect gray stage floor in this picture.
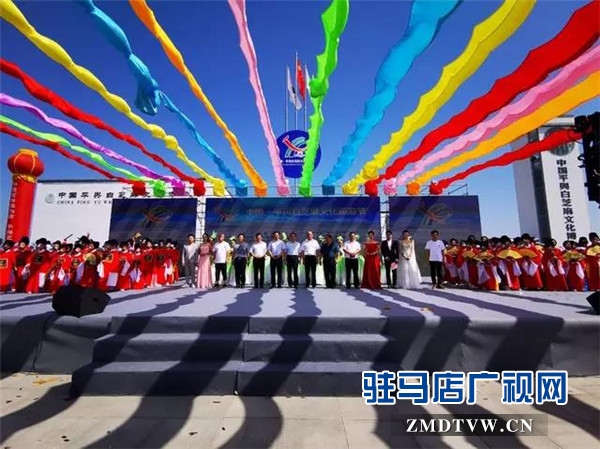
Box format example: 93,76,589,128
0,284,597,321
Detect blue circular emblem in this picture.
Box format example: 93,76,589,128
277,130,322,179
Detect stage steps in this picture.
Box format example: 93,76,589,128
71,315,407,396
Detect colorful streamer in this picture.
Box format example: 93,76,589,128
0,0,223,195
381,0,600,187
1,121,134,185
227,0,289,196
429,128,581,194
322,0,461,188
388,45,600,191
128,0,267,196
342,0,536,194
414,72,599,186
0,92,181,188
78,0,246,190
0,59,209,196
299,0,350,196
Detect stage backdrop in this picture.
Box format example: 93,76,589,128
109,198,197,242
204,197,380,239
388,196,482,276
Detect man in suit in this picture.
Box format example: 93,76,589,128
181,234,199,287
381,230,399,288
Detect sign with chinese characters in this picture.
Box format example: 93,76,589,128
30,181,132,243
204,197,380,239
539,127,591,243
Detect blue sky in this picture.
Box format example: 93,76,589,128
1,0,598,237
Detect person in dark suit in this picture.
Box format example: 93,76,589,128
381,230,399,288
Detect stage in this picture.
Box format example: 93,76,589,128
1,284,598,396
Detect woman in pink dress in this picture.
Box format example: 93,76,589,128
197,234,212,289
361,230,382,289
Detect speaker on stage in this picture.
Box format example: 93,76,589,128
586,291,599,315
52,285,110,317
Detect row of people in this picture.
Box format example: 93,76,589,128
0,236,181,293
429,232,600,292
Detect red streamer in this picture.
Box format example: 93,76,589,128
380,1,599,182
0,58,204,192
1,123,135,184
431,128,581,193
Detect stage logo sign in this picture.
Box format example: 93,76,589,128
277,130,322,178
388,196,482,275
205,197,379,240
109,198,197,242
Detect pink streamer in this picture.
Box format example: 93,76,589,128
228,0,290,196
387,45,600,190
0,93,184,188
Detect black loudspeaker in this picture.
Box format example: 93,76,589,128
586,291,599,315
52,285,110,317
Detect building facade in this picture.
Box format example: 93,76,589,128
512,117,591,242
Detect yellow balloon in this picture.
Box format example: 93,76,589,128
128,0,268,196
415,72,600,184
1,0,226,196
343,0,536,192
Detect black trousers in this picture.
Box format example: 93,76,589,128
384,259,397,287
303,255,317,287
234,257,247,287
323,257,337,288
430,261,443,286
345,258,359,288
253,257,265,287
270,257,283,287
215,263,227,285
286,255,299,287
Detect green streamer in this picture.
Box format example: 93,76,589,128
299,0,349,197
0,115,155,185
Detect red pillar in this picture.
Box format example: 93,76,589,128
5,149,44,241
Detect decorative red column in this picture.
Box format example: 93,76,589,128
5,149,44,241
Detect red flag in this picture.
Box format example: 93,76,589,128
296,58,306,100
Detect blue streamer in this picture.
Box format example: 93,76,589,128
78,0,247,189
322,0,461,187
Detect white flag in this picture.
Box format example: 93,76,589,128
287,66,302,110
305,66,311,95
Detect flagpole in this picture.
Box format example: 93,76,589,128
304,64,308,131
285,66,289,132
294,52,299,130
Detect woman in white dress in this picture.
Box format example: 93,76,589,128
398,230,422,289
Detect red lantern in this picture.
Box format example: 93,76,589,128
364,180,378,197
429,182,443,195
5,149,44,240
193,180,206,197
131,181,147,197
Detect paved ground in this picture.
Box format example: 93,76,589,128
1,373,598,448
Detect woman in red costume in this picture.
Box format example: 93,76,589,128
541,240,568,291
130,245,145,290
361,230,381,289
25,238,53,293
518,234,543,290
475,242,500,291
563,240,586,292
0,240,16,293
69,244,85,286
443,239,461,286
46,243,71,293
141,240,155,287
585,233,600,291
116,242,133,291
153,240,168,286
13,237,32,293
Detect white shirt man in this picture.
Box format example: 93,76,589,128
343,240,361,258
425,239,446,262
300,238,320,256
285,240,300,256
213,241,231,264
251,240,268,258
268,239,285,258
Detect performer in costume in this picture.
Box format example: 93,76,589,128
141,240,156,287
130,245,145,290
153,240,168,286
0,240,16,293
585,233,600,291
69,244,84,286
13,237,32,293
197,233,213,289
98,240,120,292
563,241,586,292
541,240,568,291
46,243,71,293
335,236,345,286
519,234,544,290
443,239,461,286
496,238,522,291
116,242,133,291
24,239,53,293
475,242,500,291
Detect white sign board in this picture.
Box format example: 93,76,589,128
539,127,591,243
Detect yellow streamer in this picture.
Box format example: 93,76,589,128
0,0,226,196
415,72,600,185
342,0,536,194
128,0,267,196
